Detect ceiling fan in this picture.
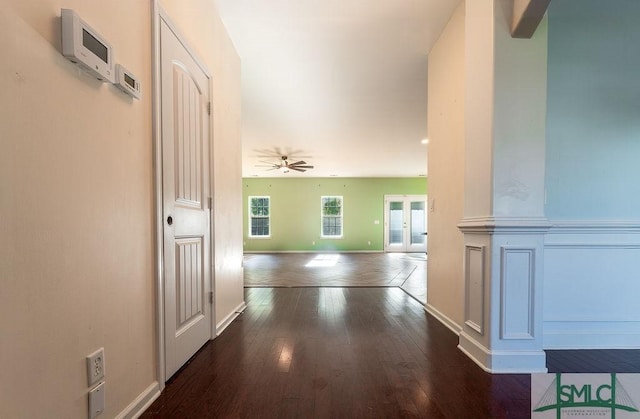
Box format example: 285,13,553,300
259,156,314,173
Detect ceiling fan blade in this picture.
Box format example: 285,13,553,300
291,165,313,169
289,167,306,172
288,160,306,166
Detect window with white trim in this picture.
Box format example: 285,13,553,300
321,196,343,238
249,196,270,237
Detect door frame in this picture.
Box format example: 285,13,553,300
152,0,216,389
383,194,428,253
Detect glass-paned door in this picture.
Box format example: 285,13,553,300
384,195,427,253
389,201,404,245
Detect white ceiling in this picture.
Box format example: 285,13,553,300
214,0,461,178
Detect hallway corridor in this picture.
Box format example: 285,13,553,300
143,255,640,418
143,287,531,418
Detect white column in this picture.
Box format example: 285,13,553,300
457,0,549,373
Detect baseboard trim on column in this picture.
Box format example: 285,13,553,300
458,331,548,373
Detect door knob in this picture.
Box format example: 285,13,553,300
167,215,173,225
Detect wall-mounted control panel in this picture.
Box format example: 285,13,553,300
115,64,142,99
61,9,114,83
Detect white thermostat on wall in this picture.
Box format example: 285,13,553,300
61,9,115,83
115,64,142,100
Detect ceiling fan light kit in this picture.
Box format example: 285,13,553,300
259,155,314,173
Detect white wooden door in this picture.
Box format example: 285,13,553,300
161,19,212,380
384,195,427,253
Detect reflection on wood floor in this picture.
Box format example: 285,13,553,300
143,286,640,418
144,287,531,418
143,254,640,418
244,252,427,305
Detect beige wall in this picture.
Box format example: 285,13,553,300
0,1,242,417
426,2,466,329
492,6,547,217
464,0,495,217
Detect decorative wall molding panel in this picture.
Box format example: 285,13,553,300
544,219,640,349
458,216,547,373
500,247,535,340
464,245,485,335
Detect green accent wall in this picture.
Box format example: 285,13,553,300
243,177,427,252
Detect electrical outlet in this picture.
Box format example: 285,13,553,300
88,382,105,419
86,348,105,386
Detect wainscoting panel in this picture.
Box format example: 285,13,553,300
544,221,640,348
465,245,485,335
500,247,535,340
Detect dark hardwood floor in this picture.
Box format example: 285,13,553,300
142,287,640,418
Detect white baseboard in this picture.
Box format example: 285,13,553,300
216,301,247,336
243,250,383,254
458,332,547,373
543,321,640,349
424,303,461,335
115,381,161,419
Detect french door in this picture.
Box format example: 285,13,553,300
383,195,427,253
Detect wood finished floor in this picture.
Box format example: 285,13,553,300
243,253,427,305
143,287,640,418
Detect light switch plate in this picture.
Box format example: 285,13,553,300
88,382,105,419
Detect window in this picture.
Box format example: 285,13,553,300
321,196,343,238
249,196,270,237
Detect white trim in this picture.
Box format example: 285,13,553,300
155,5,211,79
544,332,640,349
424,303,461,335
545,243,640,249
216,301,247,336
543,321,640,349
320,195,344,238
243,250,384,254
248,195,271,238
547,219,640,233
545,220,640,247
458,216,551,234
115,382,161,419
458,332,492,372
458,332,548,373
545,317,640,323
151,0,165,391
